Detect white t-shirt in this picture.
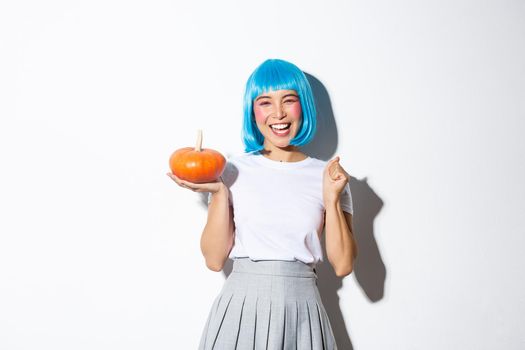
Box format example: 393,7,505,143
208,151,353,266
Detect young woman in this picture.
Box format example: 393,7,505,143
167,58,357,349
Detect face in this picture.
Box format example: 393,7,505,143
252,89,302,149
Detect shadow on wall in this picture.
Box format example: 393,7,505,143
304,73,387,350
197,73,386,350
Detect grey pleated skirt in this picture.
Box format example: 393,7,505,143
198,257,337,350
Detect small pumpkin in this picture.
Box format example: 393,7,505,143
169,130,226,183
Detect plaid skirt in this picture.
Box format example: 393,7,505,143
198,257,338,349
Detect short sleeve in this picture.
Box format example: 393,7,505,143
207,161,234,206
339,182,354,214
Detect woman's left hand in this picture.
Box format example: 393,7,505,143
323,156,350,206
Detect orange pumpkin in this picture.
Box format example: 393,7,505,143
169,130,226,183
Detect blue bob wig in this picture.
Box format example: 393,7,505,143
242,59,317,152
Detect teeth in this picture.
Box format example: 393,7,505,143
271,123,290,130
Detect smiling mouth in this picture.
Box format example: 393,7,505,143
270,123,291,131
269,123,292,136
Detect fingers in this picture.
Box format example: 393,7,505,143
166,172,183,185
166,172,197,191
325,156,350,181
166,172,215,192
325,157,340,178
326,156,340,167
166,172,177,181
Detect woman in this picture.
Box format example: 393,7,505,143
167,58,357,349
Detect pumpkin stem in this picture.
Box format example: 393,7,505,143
195,129,203,152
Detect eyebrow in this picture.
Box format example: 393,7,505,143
255,93,299,102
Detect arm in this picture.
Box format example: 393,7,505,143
324,203,357,277
323,157,358,277
200,184,235,271
166,173,234,272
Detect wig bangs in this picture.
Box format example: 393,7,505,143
247,63,300,101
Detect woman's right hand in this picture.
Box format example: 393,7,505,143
166,172,225,194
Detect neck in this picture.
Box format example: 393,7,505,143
259,143,307,163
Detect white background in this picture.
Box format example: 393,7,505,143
1,0,524,349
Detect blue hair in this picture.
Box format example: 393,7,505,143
242,59,317,152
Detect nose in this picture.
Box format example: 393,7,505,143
274,105,286,119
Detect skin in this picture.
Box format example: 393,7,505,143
167,89,357,276
252,89,305,161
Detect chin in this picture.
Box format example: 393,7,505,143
264,130,297,148
276,141,295,149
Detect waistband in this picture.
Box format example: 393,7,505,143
231,257,317,278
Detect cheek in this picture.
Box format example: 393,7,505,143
253,105,267,123
289,103,302,120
